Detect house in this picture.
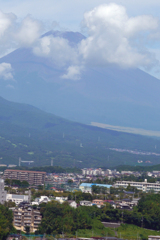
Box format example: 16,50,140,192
55,196,68,203
32,196,51,205
80,200,93,206
92,199,104,208
67,200,77,208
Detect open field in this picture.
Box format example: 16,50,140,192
91,122,160,137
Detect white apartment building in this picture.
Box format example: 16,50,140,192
82,168,104,176
0,179,7,204
114,179,160,192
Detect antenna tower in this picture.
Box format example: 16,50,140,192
19,157,21,167
51,159,53,166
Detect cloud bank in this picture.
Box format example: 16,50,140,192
79,3,159,69
0,3,160,80
31,3,160,79
33,36,78,67
0,10,42,81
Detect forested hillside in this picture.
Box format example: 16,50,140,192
1,97,160,167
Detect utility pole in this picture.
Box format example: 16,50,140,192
51,159,53,166
28,187,31,203
19,157,21,167
141,216,143,228
121,212,123,223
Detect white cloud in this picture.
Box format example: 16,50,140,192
33,36,78,67
15,15,42,47
78,3,159,69
0,3,160,79
31,3,160,79
0,10,43,56
62,65,82,80
0,11,16,37
0,62,13,80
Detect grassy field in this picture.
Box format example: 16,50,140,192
76,224,160,239
116,224,160,240
91,122,160,137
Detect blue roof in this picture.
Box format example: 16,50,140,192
80,183,112,188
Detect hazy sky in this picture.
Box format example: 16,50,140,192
0,0,160,79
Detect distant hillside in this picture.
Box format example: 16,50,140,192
1,97,160,168
0,31,160,130
115,164,160,172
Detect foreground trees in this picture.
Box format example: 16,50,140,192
0,204,15,240
38,201,104,235
38,193,160,234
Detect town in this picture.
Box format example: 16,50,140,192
1,166,160,240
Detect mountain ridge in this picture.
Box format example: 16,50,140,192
0,31,160,130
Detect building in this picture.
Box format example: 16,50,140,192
4,169,46,186
148,236,160,240
7,234,22,240
79,183,112,194
67,200,77,208
6,194,29,205
114,179,160,192
80,200,93,206
82,168,104,176
13,206,42,232
32,196,51,205
0,179,7,204
92,199,104,207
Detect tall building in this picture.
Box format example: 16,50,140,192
0,179,7,204
4,169,46,186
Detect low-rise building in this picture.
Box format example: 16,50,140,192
79,183,112,194
32,196,51,205
92,199,104,207
67,200,77,208
6,194,28,205
148,236,160,240
80,200,93,206
114,179,160,192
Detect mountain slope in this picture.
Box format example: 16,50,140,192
0,31,160,130
0,97,160,168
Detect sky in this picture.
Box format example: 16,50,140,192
1,0,160,79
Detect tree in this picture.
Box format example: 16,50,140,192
68,179,73,184
25,226,30,235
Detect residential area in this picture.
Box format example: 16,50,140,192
1,167,160,239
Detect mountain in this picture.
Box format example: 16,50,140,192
0,96,160,168
0,31,160,130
